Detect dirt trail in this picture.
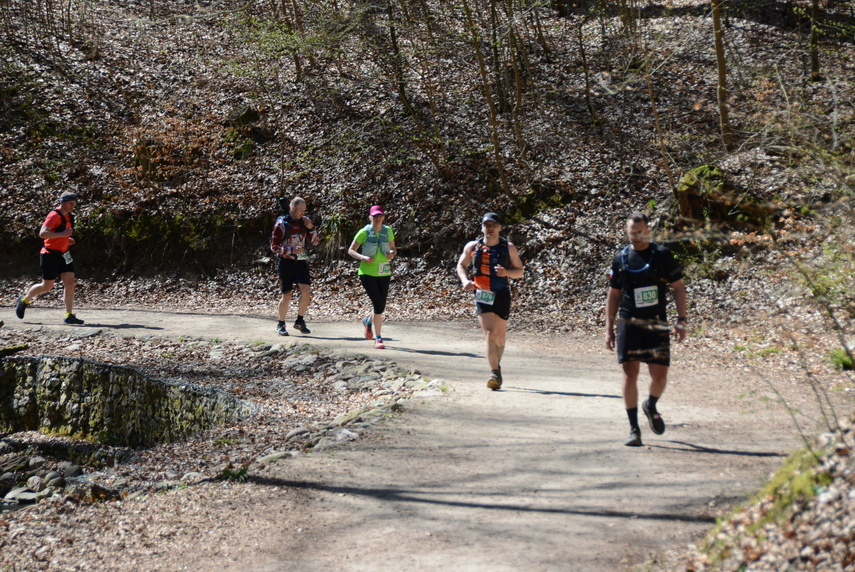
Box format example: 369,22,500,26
6,308,801,570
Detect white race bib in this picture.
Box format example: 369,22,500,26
634,285,658,308
475,289,495,305
62,251,73,264
378,261,392,275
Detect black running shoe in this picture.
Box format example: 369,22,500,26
294,320,311,334
64,314,84,325
487,369,502,391
15,296,27,319
642,399,666,435
625,427,643,447
276,321,289,336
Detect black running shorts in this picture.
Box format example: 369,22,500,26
277,258,311,293
40,251,74,281
616,318,671,366
474,288,511,321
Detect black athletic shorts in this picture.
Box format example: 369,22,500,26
40,251,75,281
277,258,311,293
616,318,671,366
474,288,511,321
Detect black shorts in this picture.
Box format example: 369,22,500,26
40,251,75,281
616,318,671,366
474,288,511,321
277,258,311,293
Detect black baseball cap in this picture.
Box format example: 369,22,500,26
481,212,501,224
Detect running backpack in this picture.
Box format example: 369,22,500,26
472,237,510,276
618,244,658,289
46,209,73,233
361,224,391,257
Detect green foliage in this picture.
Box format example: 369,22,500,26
318,212,355,264
83,209,234,253
827,348,854,371
702,446,832,566
223,127,255,160
218,462,250,482
672,240,722,281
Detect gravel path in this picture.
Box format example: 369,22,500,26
2,305,841,571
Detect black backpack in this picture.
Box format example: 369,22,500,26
49,209,74,233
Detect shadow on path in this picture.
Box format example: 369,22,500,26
83,322,163,331
507,387,621,399
653,441,786,458
247,476,717,524
392,346,481,359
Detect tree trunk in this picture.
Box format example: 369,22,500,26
809,0,821,81
711,0,734,151
461,0,516,206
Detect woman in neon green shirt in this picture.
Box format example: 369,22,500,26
347,205,396,349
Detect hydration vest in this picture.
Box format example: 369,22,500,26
472,237,510,276
49,209,74,233
618,244,658,289
360,224,391,257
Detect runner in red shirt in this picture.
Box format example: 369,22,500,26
270,196,320,335
15,193,85,325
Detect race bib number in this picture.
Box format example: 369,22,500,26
297,251,308,260
62,251,73,264
634,285,658,308
474,289,495,305
378,261,392,275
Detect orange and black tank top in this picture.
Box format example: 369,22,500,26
472,237,510,292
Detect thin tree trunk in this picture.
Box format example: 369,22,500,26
461,0,516,206
809,0,821,81
711,0,733,151
645,71,677,196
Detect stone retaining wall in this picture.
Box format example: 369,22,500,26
0,356,255,448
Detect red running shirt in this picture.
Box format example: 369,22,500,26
40,210,72,254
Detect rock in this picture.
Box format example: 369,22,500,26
180,471,207,484
63,464,83,478
28,456,47,470
332,408,368,426
126,490,148,501
0,453,28,473
4,487,39,503
45,476,65,488
332,428,359,442
286,427,310,440
27,475,45,492
154,480,180,492
414,389,444,398
255,452,291,465
72,328,102,339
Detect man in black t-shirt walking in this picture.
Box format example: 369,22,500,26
604,212,687,447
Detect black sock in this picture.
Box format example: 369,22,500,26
648,395,660,411
627,407,639,430
296,315,305,322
